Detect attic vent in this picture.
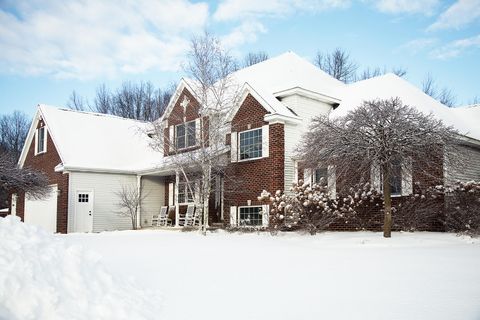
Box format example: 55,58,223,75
286,107,298,116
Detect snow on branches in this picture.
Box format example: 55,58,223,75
259,180,383,234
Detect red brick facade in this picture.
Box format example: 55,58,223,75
223,94,285,224
163,88,208,156
14,119,69,233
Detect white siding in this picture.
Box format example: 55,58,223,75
68,172,137,232
140,176,165,227
445,144,480,184
284,123,298,194
281,94,332,132
280,94,334,194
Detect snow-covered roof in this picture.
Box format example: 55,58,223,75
334,74,480,141
230,52,344,118
37,105,162,173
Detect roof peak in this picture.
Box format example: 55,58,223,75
38,104,148,123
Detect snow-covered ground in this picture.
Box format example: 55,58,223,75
2,217,480,320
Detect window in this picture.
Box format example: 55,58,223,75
78,193,89,203
176,121,196,150
239,128,262,160
379,160,402,196
239,206,263,226
178,181,195,204
36,127,46,154
390,159,402,196
314,168,328,186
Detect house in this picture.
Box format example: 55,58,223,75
9,52,480,233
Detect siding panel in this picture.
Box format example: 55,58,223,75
69,172,137,232
140,176,165,227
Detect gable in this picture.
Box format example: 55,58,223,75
166,87,201,127
231,94,269,132
18,108,65,169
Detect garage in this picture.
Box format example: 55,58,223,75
24,184,58,233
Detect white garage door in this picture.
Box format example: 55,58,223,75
24,184,58,233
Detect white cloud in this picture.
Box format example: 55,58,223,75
0,0,209,79
370,0,440,15
428,0,480,31
430,34,480,59
398,38,438,54
213,0,350,21
221,21,268,49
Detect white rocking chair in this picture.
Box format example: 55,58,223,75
179,205,195,227
193,206,203,227
157,206,171,226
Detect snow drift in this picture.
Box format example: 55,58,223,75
0,216,162,320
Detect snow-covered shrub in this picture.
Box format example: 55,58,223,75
392,182,445,232
392,181,480,234
0,216,162,319
339,183,384,230
443,181,480,235
259,179,364,234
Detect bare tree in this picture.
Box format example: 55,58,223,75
0,152,49,200
314,48,358,83
297,97,459,237
422,73,457,108
66,81,173,121
151,31,240,234
469,96,480,105
243,51,269,67
0,111,29,159
66,91,88,111
357,66,407,81
115,184,146,230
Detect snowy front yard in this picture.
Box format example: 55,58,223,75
2,217,480,320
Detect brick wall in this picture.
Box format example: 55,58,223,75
14,119,69,233
223,94,285,225
163,88,208,156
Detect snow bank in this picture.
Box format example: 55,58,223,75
0,216,162,320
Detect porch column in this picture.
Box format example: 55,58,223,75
136,175,142,229
175,171,180,227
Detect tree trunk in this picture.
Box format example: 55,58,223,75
383,166,392,238
201,165,211,235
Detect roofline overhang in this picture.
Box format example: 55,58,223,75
264,113,302,125
274,86,342,105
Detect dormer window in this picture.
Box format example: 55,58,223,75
35,126,47,155
176,120,196,150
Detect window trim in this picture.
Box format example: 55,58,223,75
177,180,196,205
237,127,263,162
175,120,197,150
35,126,47,155
378,162,403,197
238,205,264,227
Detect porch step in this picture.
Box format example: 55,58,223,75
208,223,224,230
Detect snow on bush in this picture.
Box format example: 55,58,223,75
0,216,162,320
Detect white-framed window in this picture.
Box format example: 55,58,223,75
239,128,262,160
176,120,196,150
314,168,328,186
372,159,411,197
177,181,195,204
35,126,47,155
238,206,263,226
382,159,402,196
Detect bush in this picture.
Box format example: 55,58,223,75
259,179,366,235
260,180,480,235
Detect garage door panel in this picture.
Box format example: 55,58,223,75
24,184,58,233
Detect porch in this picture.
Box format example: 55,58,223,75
137,169,224,229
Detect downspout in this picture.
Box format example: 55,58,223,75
136,175,142,229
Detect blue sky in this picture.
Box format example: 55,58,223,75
1,0,479,118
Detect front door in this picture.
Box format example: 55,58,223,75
75,191,93,232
